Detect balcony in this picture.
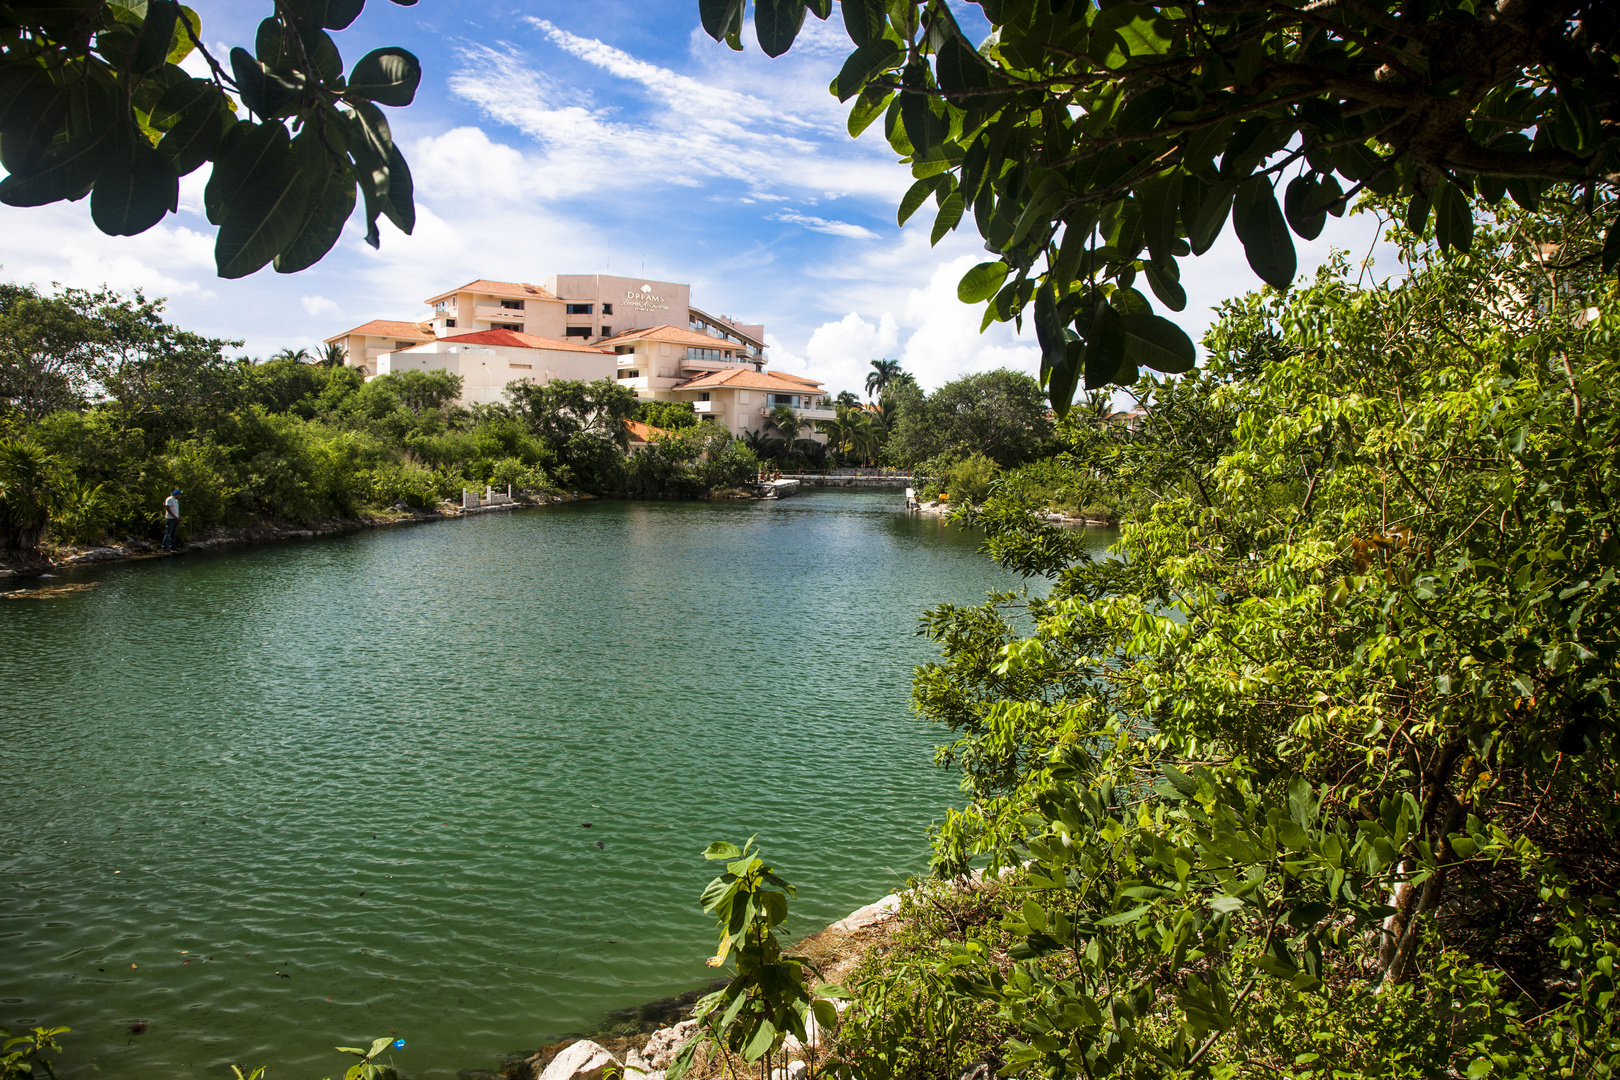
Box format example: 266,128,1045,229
759,406,836,421
692,400,724,417
474,304,527,322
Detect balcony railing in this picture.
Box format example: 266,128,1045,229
473,304,527,321
758,406,836,421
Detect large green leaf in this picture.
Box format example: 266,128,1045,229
1284,174,1326,240
130,0,180,74
346,47,420,107
897,175,937,226
274,137,356,273
699,0,744,46
1233,179,1296,290
1187,182,1233,256
930,190,964,245
840,0,885,46
1080,300,1129,391
91,141,178,234
281,0,365,31
204,120,290,226
380,142,414,233
958,261,1010,303
1138,170,1183,266
230,47,301,118
0,80,70,176
1119,312,1195,373
935,33,989,95
1433,181,1473,255
754,0,806,58
1144,260,1186,311
0,132,104,207
215,150,309,278
832,38,898,102
846,84,891,138
154,82,230,175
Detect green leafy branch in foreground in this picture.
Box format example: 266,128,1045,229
705,0,1620,412
0,0,421,277
0,1025,68,1080
670,840,845,1080
805,196,1620,1078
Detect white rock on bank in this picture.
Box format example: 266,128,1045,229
623,1046,665,1080
539,1040,620,1080
781,1011,821,1056
642,1019,698,1069
827,893,901,933
770,1061,808,1080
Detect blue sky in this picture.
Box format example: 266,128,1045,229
0,1,1396,397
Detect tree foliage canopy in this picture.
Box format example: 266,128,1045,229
810,197,1620,1079
0,0,420,278
708,0,1620,413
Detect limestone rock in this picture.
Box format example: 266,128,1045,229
538,1040,620,1080
642,1019,698,1069
769,1062,808,1080
827,893,901,933
623,1047,665,1080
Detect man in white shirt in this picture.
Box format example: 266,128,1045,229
161,488,181,551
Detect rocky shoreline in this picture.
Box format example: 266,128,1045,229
0,493,594,586
497,893,911,1080
909,498,1115,527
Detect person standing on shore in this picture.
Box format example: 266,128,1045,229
161,488,181,551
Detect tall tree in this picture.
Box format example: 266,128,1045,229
864,357,903,400
704,0,1620,413
0,283,108,420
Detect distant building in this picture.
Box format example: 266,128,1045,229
325,274,824,440
374,328,615,408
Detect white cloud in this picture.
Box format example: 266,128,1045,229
769,211,878,240
301,295,340,317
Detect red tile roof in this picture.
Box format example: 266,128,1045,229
674,367,826,393
625,420,671,443
437,329,611,354
326,319,433,343
423,279,559,304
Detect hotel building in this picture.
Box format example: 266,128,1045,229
325,275,828,442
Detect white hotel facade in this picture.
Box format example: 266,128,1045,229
325,275,832,442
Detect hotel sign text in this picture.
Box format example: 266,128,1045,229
624,283,669,312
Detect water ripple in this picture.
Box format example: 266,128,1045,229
0,493,1091,1079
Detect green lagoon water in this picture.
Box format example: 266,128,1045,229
0,491,1100,1079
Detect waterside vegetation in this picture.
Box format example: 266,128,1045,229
0,286,768,566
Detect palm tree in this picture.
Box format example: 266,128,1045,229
865,358,903,401
835,389,860,409
318,341,346,368
270,347,313,364
767,403,805,459
0,439,57,559
849,409,886,466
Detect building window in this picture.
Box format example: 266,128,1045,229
699,392,710,401
739,391,750,404
768,394,801,408
565,327,592,338
434,299,452,313
602,303,613,315
510,363,532,370
492,322,522,332
444,318,456,328
500,299,524,310
686,347,727,361
566,303,593,315
600,326,611,337
619,370,640,379
394,340,413,350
